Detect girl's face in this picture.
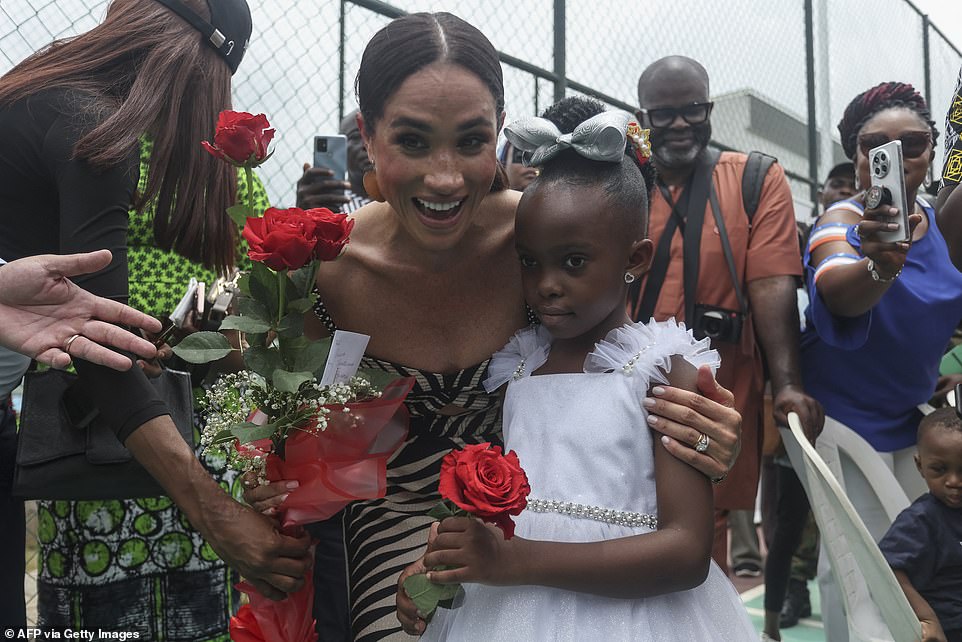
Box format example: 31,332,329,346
854,107,933,197
360,63,502,251
515,182,651,345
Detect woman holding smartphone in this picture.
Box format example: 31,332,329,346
789,81,962,642
0,0,311,636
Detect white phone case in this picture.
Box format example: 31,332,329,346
868,140,910,243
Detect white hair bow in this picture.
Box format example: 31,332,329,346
503,110,632,166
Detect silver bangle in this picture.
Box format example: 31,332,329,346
866,258,900,282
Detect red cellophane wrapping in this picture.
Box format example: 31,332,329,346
230,377,415,642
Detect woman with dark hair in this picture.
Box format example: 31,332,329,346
247,12,742,641
0,0,311,634
796,81,962,641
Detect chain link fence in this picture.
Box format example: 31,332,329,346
2,0,959,213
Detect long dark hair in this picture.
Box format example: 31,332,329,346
355,12,508,192
0,0,238,273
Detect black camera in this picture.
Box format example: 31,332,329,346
692,303,743,344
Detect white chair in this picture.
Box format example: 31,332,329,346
780,412,921,642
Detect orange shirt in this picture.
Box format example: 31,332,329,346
630,151,802,509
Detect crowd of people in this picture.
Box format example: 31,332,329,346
0,2,960,641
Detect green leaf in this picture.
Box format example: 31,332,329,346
296,337,332,375
236,272,251,297
272,369,314,394
243,346,283,381
427,501,455,521
171,332,233,364
276,312,304,339
289,262,318,298
230,421,278,444
286,297,314,314
219,314,272,334
227,203,254,229
249,261,280,318
236,296,271,325
401,573,462,619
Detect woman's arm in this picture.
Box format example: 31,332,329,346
808,202,921,318
937,184,962,270
423,358,713,598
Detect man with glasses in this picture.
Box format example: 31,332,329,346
629,55,823,577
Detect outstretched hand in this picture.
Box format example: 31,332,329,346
643,365,742,480
0,251,162,370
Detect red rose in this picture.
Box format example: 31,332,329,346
202,110,275,167
439,443,530,539
302,208,355,261
243,208,320,271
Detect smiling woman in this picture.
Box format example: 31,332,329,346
239,12,746,641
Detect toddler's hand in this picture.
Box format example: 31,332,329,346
241,473,298,516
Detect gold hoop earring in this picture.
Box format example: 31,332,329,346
363,168,385,202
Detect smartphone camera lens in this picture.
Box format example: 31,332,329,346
316,138,328,153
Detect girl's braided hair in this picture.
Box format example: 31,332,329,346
837,81,939,160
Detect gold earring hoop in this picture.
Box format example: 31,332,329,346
362,168,385,202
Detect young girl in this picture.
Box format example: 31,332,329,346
399,96,755,640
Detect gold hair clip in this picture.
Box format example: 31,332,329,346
627,122,652,165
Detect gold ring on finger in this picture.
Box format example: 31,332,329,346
694,433,710,453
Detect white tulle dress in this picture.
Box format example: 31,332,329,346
422,319,756,642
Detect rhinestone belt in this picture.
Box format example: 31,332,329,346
526,497,657,529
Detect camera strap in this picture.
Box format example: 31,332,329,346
632,148,719,323
708,182,748,314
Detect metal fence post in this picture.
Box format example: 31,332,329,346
553,0,566,103
804,0,819,205
922,13,932,110
338,0,347,123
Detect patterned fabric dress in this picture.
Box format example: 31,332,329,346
36,141,270,641
313,302,515,641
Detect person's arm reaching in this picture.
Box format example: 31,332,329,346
0,251,161,370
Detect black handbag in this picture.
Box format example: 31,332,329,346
13,367,195,500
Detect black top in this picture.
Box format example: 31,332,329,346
0,88,168,441
879,492,962,631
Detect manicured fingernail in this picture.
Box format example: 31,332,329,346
651,386,666,396
285,481,300,490
886,223,898,230
647,415,659,425
416,610,427,619
278,493,290,503
425,572,434,582
661,435,671,446
642,398,656,408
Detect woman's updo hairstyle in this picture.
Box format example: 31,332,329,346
355,12,507,191
837,82,939,160
532,96,656,235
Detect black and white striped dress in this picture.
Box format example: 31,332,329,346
314,300,507,641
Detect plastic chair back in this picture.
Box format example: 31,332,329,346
782,412,921,642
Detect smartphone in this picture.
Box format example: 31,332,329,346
170,278,200,329
867,140,910,243
314,135,348,180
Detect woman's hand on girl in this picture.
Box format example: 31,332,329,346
241,473,298,516
642,365,741,481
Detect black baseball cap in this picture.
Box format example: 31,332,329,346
153,0,252,74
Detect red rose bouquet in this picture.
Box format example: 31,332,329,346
175,111,410,642
403,443,530,617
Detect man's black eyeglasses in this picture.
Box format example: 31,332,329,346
639,102,714,128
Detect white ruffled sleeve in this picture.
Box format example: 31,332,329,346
482,325,552,393
584,318,720,387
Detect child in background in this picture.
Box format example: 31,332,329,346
397,96,755,640
879,407,962,642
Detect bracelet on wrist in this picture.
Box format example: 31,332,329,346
866,258,901,282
